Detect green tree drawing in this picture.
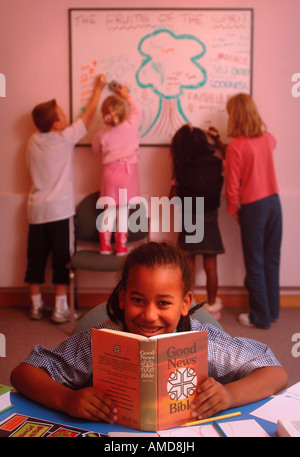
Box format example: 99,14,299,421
136,29,207,140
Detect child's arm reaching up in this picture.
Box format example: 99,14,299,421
207,126,227,158
190,365,288,420
112,82,130,100
80,74,107,128
10,362,118,423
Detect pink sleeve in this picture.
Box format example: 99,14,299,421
92,131,103,155
126,97,142,129
225,143,241,215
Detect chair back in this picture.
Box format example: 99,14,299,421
75,192,149,244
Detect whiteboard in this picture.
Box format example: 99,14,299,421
69,8,253,146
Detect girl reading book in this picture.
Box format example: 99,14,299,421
11,242,287,424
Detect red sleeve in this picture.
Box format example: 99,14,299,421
225,142,242,215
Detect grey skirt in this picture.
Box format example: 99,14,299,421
178,209,225,256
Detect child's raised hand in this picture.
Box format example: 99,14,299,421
116,84,130,100
63,386,118,423
190,377,232,420
207,126,220,140
95,74,107,91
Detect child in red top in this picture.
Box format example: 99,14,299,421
222,93,282,329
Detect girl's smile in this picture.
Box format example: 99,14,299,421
119,264,192,337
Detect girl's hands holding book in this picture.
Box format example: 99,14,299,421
190,366,288,421
63,386,118,423
11,363,118,424
190,377,232,420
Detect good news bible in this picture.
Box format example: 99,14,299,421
92,328,208,431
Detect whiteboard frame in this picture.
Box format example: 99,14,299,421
69,8,254,147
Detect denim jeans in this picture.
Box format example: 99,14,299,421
239,194,282,329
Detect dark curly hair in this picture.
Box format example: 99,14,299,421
171,125,214,185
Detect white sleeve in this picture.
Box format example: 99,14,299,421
62,118,87,145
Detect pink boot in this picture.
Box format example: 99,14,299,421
99,231,113,255
115,232,128,256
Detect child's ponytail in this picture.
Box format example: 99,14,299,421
101,95,126,126
106,281,124,323
176,301,206,332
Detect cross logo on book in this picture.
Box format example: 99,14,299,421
167,367,197,401
141,359,155,374
113,344,121,354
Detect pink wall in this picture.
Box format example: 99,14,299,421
0,0,300,289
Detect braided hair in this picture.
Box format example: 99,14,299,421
171,124,214,187
106,241,204,332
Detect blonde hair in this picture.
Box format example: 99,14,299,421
226,93,267,138
101,95,127,126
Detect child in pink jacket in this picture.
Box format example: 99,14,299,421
92,83,142,256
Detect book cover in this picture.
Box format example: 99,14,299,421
0,384,13,414
92,329,207,431
0,413,107,437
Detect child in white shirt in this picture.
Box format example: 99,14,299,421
25,75,106,323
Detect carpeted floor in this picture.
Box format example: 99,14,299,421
0,305,299,389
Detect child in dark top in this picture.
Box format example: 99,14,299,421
170,124,225,320
11,242,287,424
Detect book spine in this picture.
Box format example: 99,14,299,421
139,339,157,431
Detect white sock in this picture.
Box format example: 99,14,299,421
55,295,68,312
31,293,43,309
